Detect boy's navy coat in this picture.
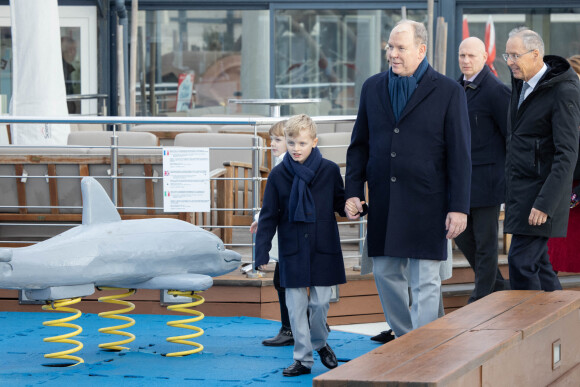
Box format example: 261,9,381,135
346,65,471,260
255,157,347,288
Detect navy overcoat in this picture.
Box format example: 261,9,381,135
458,65,510,208
255,157,347,288
346,65,471,260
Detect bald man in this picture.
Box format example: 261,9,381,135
455,37,511,303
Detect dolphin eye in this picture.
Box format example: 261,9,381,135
216,243,225,251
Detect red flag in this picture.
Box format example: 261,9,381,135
485,15,498,76
462,16,469,40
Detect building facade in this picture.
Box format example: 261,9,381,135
0,0,578,117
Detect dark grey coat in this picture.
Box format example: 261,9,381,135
505,55,580,237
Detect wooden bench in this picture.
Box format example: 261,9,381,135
314,290,580,386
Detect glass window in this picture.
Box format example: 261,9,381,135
274,9,426,116
136,8,431,117
61,27,81,114
0,26,11,114
0,6,98,116
462,8,580,85
137,9,268,116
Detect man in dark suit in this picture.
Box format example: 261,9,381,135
455,37,511,303
344,20,471,338
504,27,579,290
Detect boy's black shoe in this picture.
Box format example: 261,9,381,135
262,327,294,346
283,361,311,377
317,344,338,369
370,329,395,344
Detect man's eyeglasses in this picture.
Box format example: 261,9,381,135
502,50,535,62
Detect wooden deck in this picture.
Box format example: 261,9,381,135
1,215,579,324
2,259,579,326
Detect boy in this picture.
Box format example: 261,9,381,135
255,114,346,376
250,120,294,347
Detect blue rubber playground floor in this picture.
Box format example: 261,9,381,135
0,312,378,386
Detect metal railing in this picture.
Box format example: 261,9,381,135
0,115,362,273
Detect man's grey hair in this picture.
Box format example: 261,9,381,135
395,20,428,47
508,27,545,57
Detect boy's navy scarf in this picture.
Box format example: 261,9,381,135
283,147,322,223
388,57,429,121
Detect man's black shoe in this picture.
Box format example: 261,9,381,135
283,361,311,377
262,327,294,346
317,344,338,369
370,329,395,344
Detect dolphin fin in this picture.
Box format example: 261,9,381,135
81,177,121,225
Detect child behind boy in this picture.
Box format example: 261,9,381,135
255,114,346,376
250,120,294,347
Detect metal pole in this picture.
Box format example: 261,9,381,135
248,135,261,278
117,24,127,124
355,187,367,272
428,0,434,65
110,129,119,206
270,105,280,117
129,0,139,117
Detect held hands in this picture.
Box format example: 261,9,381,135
445,212,467,239
345,197,366,220
529,208,548,226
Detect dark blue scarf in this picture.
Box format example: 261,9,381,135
283,147,322,223
388,57,429,122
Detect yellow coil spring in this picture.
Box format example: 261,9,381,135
165,291,205,357
41,297,84,367
97,287,136,351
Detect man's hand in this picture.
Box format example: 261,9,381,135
529,208,548,226
445,212,467,239
345,197,364,220
249,221,258,234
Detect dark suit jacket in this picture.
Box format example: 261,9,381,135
345,65,471,260
459,65,510,208
255,157,347,288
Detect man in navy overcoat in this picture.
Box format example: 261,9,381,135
345,20,471,338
